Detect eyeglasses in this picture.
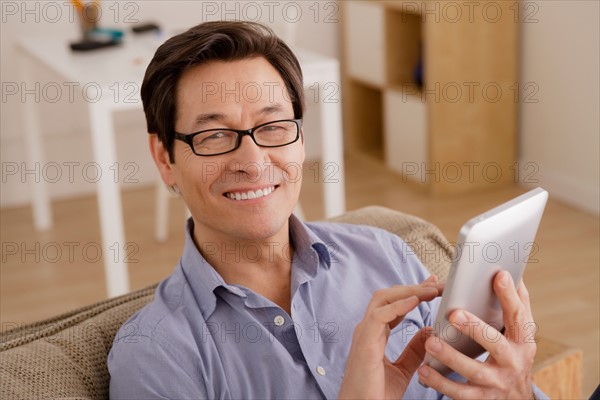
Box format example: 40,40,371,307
173,119,302,156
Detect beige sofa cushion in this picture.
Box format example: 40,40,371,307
329,206,453,279
0,206,452,399
1,286,156,399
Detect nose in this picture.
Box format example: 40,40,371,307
237,134,263,157
225,134,269,177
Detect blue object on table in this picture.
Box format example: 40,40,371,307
70,28,123,52
413,54,423,89
89,28,124,41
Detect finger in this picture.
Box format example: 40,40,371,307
517,280,533,321
360,296,420,343
382,296,423,331
366,285,439,314
422,274,439,285
421,275,445,294
418,364,487,400
494,271,529,341
423,335,495,386
387,287,440,329
393,327,433,380
428,282,445,296
448,309,514,366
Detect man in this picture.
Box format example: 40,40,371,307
108,21,547,399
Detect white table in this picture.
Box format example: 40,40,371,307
17,33,345,298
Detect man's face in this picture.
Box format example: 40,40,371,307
158,57,304,243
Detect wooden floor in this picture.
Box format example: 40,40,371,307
1,151,598,397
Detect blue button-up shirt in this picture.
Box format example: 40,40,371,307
108,216,547,399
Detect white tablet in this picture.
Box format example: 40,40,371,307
422,187,548,377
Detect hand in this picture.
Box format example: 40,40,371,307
418,271,537,399
338,276,443,399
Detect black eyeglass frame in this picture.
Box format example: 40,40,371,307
172,118,303,157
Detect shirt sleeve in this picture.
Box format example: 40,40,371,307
108,333,208,399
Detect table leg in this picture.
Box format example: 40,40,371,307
319,66,346,218
88,101,130,297
18,48,53,231
155,181,169,242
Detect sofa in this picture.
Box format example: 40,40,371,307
0,206,582,399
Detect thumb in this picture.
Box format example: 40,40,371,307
392,327,433,380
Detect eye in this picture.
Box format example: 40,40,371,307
198,131,231,143
258,124,285,133
193,130,235,148
264,125,280,130
205,131,228,140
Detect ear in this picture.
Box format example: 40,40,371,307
149,134,176,186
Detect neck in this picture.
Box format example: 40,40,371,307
192,223,294,314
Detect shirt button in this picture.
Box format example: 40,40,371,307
274,315,285,326
316,366,326,376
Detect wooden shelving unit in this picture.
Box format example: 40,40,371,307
341,1,519,195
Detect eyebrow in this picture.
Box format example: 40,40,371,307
190,104,289,130
257,104,286,117
192,112,226,129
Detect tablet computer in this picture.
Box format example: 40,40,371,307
422,187,548,377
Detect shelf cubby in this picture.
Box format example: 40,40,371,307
385,8,422,90
345,80,384,160
342,1,519,195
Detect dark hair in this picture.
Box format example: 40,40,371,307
141,20,305,162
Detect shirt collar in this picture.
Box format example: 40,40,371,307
289,214,332,269
179,218,232,319
179,215,333,319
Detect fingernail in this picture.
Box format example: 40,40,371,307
419,365,429,377
499,272,510,288
452,310,467,325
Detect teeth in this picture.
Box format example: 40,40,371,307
226,186,275,201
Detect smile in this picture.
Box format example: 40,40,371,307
224,186,277,201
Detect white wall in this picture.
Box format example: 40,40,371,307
520,1,599,215
0,0,340,207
